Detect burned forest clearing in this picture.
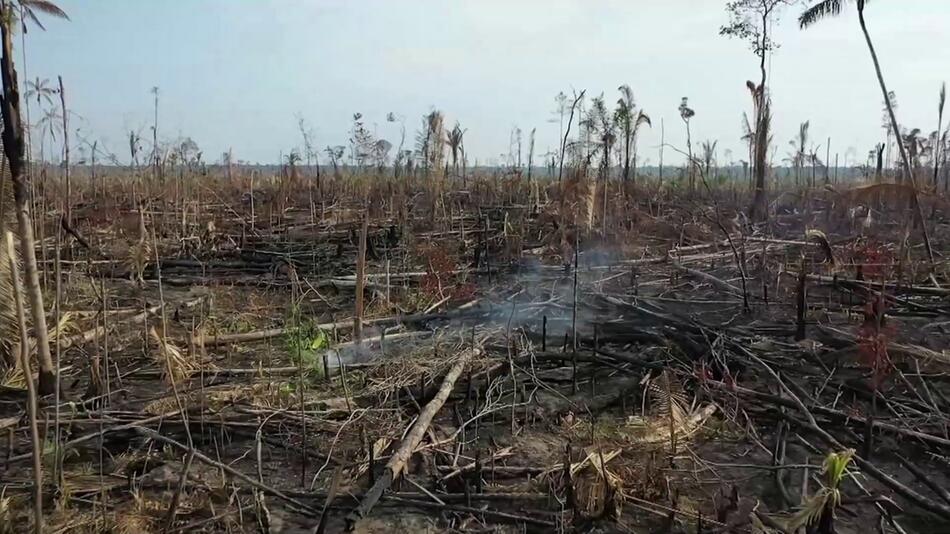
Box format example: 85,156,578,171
2,0,950,533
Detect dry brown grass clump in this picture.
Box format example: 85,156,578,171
150,326,199,384
0,175,18,368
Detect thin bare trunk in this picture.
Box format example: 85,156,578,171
557,90,585,184
749,15,770,222
58,75,70,226
354,215,368,343
858,5,935,268
935,84,945,188
6,230,42,534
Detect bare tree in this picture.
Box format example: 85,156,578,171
721,0,791,221
526,127,535,181
874,142,885,182
324,145,344,180
57,74,69,225
557,90,585,184
387,112,405,180
934,82,946,188
678,97,696,192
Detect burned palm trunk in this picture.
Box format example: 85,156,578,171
750,94,770,222
795,256,807,341
0,3,55,394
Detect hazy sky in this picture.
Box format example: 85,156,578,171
24,0,949,167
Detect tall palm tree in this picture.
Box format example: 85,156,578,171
901,128,925,173
24,76,52,106
614,85,651,183
800,0,935,267
700,140,718,179
416,110,444,179
789,121,810,186
590,95,616,180
445,122,464,178
6,0,67,32
33,106,58,161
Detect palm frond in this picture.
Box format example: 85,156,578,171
806,229,837,266
781,449,855,531
635,111,652,128
648,369,688,425
939,82,947,116
799,0,845,29
785,492,832,531
21,0,69,20
13,0,69,32
745,80,757,95
617,84,634,109
22,8,46,31
740,112,753,140
149,326,197,385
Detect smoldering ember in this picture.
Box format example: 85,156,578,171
0,1,949,533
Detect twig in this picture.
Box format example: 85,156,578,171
133,426,320,516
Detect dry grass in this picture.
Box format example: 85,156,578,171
149,326,199,384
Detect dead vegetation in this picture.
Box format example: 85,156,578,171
0,2,949,533
0,158,948,534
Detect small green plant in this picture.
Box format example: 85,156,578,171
785,449,855,533
284,314,331,380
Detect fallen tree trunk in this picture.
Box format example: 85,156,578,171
344,346,478,529
193,304,484,348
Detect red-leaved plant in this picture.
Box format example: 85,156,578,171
418,243,477,305
851,241,895,460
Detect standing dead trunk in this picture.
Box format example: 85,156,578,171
58,75,70,227
750,98,770,222
875,143,885,183
934,83,945,188
749,10,771,223
557,90,585,184
659,118,665,184
0,3,55,394
91,140,97,195
354,215,368,343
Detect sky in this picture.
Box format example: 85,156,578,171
22,0,950,167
